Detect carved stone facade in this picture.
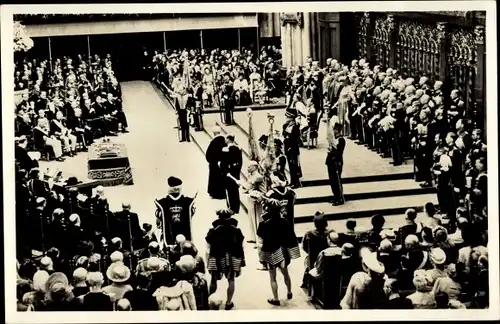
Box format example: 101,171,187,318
354,11,486,126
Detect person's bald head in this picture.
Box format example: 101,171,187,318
122,202,131,210
327,231,340,246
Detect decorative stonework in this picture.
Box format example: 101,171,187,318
280,12,304,27
436,22,447,44
474,25,485,45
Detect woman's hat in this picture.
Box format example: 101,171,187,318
176,255,197,274
45,272,69,295
430,248,446,265
32,270,50,292
362,252,385,274
106,262,131,283
73,267,88,282
341,243,355,259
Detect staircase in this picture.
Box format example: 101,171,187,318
191,108,438,239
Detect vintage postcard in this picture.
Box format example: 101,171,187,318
1,1,498,323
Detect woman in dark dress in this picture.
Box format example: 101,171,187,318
257,174,301,306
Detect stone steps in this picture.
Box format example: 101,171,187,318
192,109,439,234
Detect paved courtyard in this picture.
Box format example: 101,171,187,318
39,81,315,310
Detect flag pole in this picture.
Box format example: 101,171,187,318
48,37,53,71
87,35,91,64
163,32,167,53
200,30,204,50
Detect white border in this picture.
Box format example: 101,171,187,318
2,2,498,323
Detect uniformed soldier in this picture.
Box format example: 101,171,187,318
449,89,465,128
283,109,303,188
468,156,487,216
413,110,437,187
325,123,346,206
220,75,235,125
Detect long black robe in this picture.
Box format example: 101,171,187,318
206,135,227,200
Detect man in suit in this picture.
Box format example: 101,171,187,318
67,107,93,150
15,136,38,172
220,75,235,125
103,93,128,133
220,134,243,214
111,202,142,251
326,123,346,206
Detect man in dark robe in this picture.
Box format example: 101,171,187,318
205,127,227,200
220,134,243,214
155,177,196,245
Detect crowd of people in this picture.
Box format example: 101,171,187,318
13,42,489,311
271,57,489,309
15,53,129,164
146,46,284,140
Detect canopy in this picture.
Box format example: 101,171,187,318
25,14,258,37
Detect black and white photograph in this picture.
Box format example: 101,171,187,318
2,2,498,323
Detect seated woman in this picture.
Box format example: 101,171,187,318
233,73,250,106
252,75,268,105
33,117,64,161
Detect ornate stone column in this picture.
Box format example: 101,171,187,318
280,13,312,68
474,25,486,133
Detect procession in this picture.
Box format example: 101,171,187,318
8,9,494,315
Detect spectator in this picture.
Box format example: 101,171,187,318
72,268,90,298
417,203,441,230
301,211,331,288
116,298,132,311
103,263,133,303
398,209,418,244
382,278,413,309
152,269,197,310
432,263,462,301
340,250,387,309
176,255,209,310
309,231,342,279
407,270,436,309
40,272,80,311
123,273,157,311
80,271,114,311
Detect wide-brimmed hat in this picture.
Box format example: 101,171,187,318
45,272,69,295
176,255,197,274
430,248,446,265
362,252,385,274
106,262,131,283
